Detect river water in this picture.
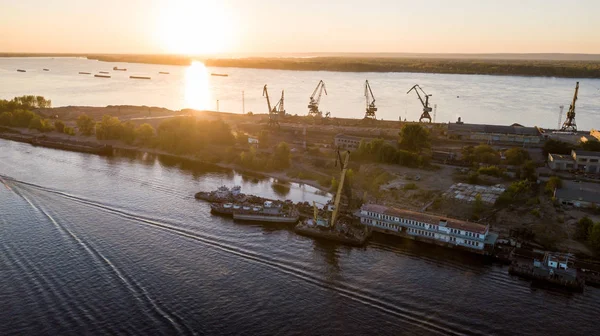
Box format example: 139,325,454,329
1,139,599,335
1,57,600,129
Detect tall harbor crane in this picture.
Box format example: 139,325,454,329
308,80,327,117
407,84,433,123
364,80,377,120
330,149,350,227
560,82,579,132
263,84,285,128
312,149,350,228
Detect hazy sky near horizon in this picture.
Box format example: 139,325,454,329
1,0,599,54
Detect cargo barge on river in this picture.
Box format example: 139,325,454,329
211,201,299,224
508,250,585,291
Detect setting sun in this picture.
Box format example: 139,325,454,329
156,0,235,55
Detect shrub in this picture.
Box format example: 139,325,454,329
54,120,65,133
478,166,504,177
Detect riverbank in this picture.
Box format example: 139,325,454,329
3,53,600,78
89,54,600,78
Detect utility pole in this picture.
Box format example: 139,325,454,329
242,91,245,114
217,100,220,112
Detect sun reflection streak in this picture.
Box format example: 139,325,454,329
185,61,211,110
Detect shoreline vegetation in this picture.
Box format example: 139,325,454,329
2,53,600,78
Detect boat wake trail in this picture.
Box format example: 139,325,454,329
7,177,484,336
10,182,195,336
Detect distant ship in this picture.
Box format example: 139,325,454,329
211,73,228,77
43,69,49,71
113,67,127,71
159,71,170,75
130,76,151,80
99,71,109,74
94,74,111,78
79,72,91,75
17,69,26,72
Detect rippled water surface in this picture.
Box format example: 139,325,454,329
1,57,600,128
1,139,599,335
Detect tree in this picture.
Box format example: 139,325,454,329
473,145,500,164
120,121,136,144
95,115,123,140
543,139,572,156
258,130,270,148
504,147,530,166
576,217,594,241
545,176,562,194
580,141,600,152
588,222,600,251
399,124,430,153
54,120,65,133
12,109,36,127
76,114,95,136
272,142,291,169
136,123,155,144
472,193,485,218
521,160,537,182
0,112,12,126
28,116,53,132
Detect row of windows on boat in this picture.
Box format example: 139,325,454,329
363,212,483,238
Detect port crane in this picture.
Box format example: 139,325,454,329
560,82,579,132
308,80,327,117
312,149,350,227
364,80,377,120
263,84,285,128
407,84,433,123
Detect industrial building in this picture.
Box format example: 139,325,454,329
334,134,396,151
356,204,497,254
548,150,600,173
555,188,600,208
334,134,364,150
447,122,542,146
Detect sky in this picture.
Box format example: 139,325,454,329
1,0,599,55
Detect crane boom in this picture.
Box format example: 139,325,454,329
330,150,350,227
263,85,272,113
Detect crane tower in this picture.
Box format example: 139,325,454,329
407,84,433,123
364,80,377,120
308,80,327,117
560,82,579,132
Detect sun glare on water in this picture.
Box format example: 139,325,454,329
156,0,234,55
185,61,211,110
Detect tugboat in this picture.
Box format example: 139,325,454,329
293,150,370,246
195,185,245,202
